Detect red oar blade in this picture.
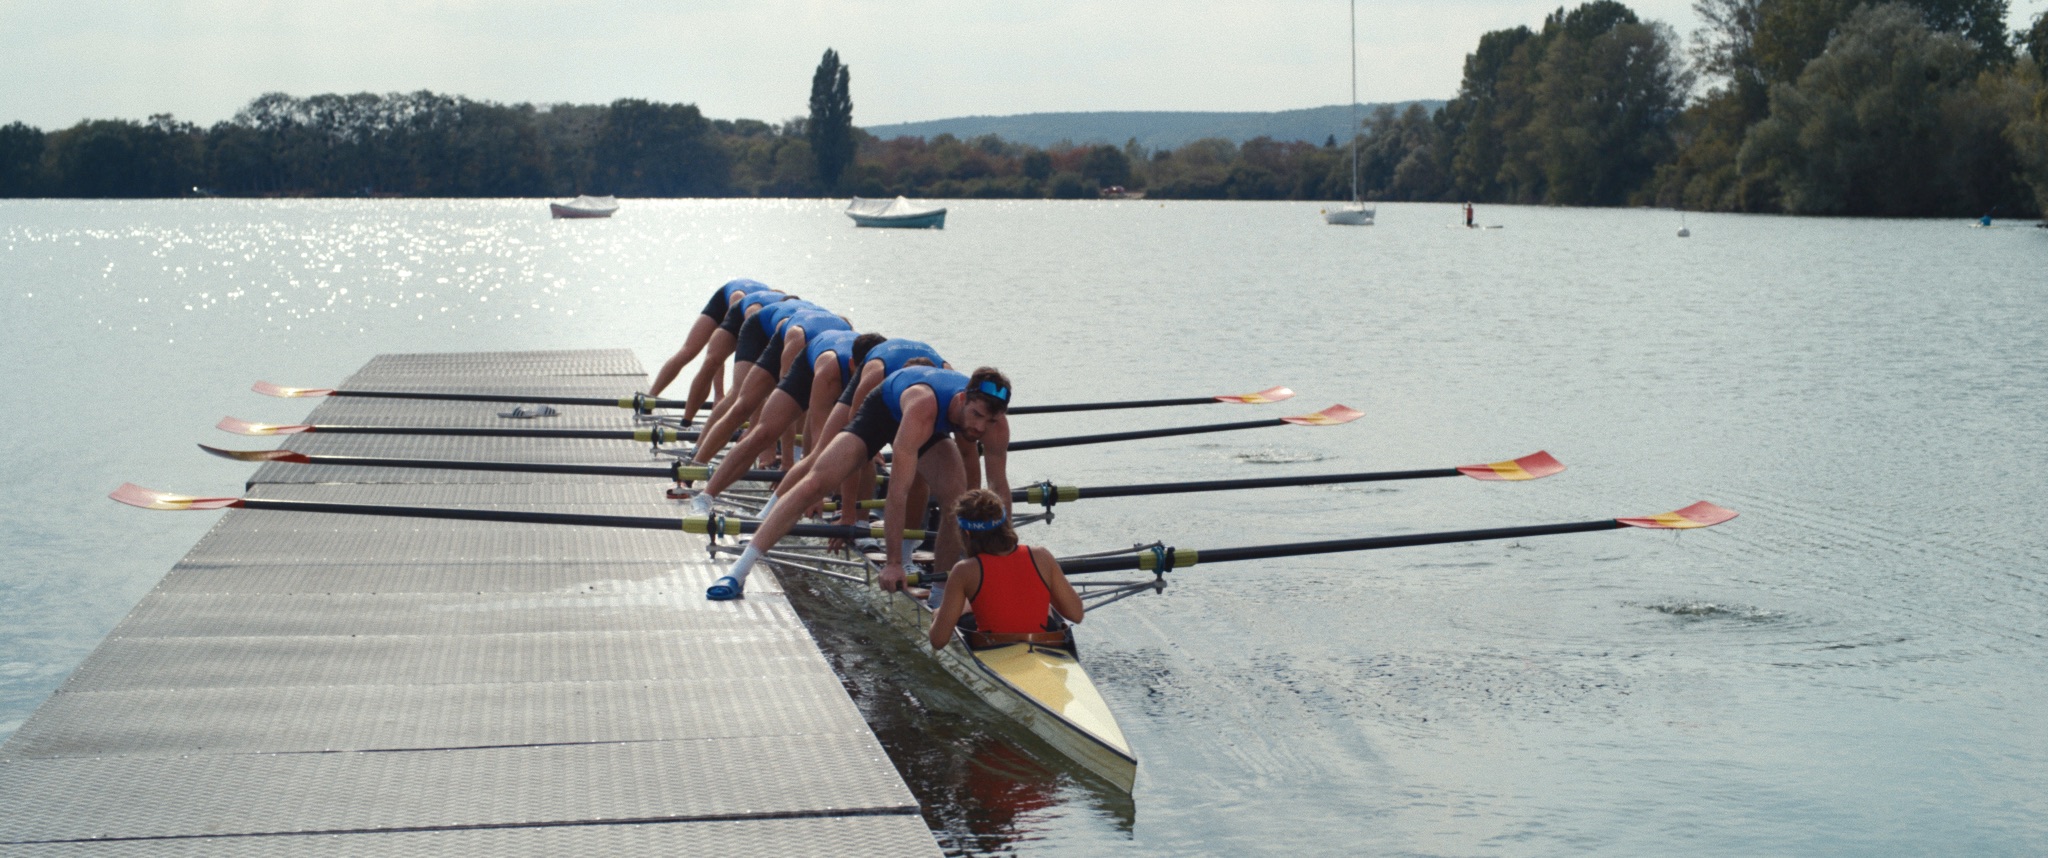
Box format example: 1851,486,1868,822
218,416,314,436
1617,501,1738,530
199,444,311,463
1214,386,1295,404
1458,450,1566,482
1280,405,1364,426
254,381,335,398
110,483,244,511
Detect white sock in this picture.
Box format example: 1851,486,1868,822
757,494,780,518
689,491,715,515
727,544,763,583
902,539,922,560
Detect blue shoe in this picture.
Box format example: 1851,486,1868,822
706,575,744,601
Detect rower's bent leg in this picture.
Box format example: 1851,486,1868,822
648,315,719,397
682,329,738,425
706,389,802,497
917,440,971,576
693,363,775,465
722,433,872,592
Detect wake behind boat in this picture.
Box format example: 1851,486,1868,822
549,195,619,219
847,196,946,229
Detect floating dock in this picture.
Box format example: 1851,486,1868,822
0,349,939,855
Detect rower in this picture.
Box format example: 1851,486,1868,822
694,292,818,433
686,301,844,474
707,365,1014,600
676,287,798,426
687,329,883,508
645,278,770,406
927,488,1083,651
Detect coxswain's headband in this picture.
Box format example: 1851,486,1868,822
957,508,1008,532
975,380,1010,404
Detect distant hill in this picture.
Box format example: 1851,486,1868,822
861,102,1446,151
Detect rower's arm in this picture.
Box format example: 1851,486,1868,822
929,560,979,649
883,388,939,572
1034,546,1084,624
983,416,1012,517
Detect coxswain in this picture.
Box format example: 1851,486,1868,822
927,488,1083,651
688,330,884,509
645,278,771,405
706,365,1014,600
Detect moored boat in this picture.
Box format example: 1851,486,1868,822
549,195,620,219
847,196,947,229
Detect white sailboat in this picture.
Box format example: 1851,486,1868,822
1325,0,1375,226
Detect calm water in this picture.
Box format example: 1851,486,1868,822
3,199,2045,855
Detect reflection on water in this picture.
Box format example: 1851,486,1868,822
779,569,1136,855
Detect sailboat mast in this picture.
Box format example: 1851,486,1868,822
1347,0,1360,205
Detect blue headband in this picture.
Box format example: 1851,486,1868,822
957,508,1008,532
975,380,1010,403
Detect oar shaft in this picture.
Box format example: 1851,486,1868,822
281,455,675,479
1008,396,1221,415
1009,417,1283,451
308,425,701,441
1025,468,1460,502
1059,518,1626,574
234,497,912,539
328,389,692,409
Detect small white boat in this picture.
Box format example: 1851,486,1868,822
847,196,947,229
1324,0,1375,227
549,195,619,219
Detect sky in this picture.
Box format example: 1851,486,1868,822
4,0,2046,130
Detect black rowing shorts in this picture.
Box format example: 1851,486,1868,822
776,351,818,404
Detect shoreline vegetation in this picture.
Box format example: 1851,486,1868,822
2,1,2044,219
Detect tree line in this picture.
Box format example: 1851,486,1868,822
3,6,2045,217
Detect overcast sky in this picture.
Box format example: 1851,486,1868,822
5,0,2045,130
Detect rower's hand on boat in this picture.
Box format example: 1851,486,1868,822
878,561,908,592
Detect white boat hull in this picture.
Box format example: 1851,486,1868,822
1325,206,1375,226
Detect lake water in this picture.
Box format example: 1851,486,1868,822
3,199,2045,855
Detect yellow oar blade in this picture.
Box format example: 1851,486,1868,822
1617,501,1738,530
218,416,314,436
253,381,335,398
109,483,243,511
1214,386,1295,404
1457,450,1565,481
1280,404,1364,426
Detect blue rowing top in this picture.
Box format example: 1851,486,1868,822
805,329,859,376
882,366,970,437
861,339,944,377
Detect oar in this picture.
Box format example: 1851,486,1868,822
198,444,781,483
1008,405,1362,452
1008,386,1294,415
218,416,701,444
109,483,922,540
906,502,1736,584
825,451,1566,511
1018,450,1564,503
256,381,702,413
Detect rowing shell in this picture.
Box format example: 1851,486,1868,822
759,539,1138,791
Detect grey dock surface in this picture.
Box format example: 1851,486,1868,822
0,349,939,856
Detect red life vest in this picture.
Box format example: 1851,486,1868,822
968,547,1052,634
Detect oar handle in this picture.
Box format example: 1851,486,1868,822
1058,519,1626,574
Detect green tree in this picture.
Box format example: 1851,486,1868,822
0,122,46,196
1078,144,1132,188
595,98,730,196
1740,2,2017,214
808,48,855,191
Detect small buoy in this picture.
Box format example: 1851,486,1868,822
1677,228,1691,238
